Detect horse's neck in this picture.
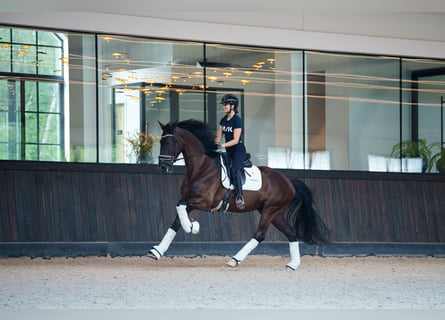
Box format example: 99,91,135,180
180,132,216,177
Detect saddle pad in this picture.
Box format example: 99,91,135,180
220,157,262,191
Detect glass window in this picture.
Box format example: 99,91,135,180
65,32,97,163
12,44,36,74
38,30,62,47
0,27,11,42
25,81,37,111
25,113,37,143
306,52,400,171
1,24,445,174
97,34,203,163
400,58,445,173
0,79,21,159
37,46,63,76
12,28,36,44
0,27,69,161
0,27,12,72
38,82,60,113
205,44,304,168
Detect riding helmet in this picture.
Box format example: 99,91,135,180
220,94,239,107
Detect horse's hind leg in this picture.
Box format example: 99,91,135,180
271,213,300,270
226,238,260,267
227,208,275,267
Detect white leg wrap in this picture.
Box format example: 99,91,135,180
176,204,199,234
286,241,301,270
233,239,259,263
150,228,176,259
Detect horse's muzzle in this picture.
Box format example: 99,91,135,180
158,155,175,173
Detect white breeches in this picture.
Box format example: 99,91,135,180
176,204,200,234
233,238,259,263
286,241,301,270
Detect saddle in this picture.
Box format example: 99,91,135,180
217,152,262,191
220,152,253,183
213,153,262,212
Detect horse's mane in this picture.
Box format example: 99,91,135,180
173,119,218,155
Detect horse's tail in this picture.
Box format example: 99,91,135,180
285,179,330,244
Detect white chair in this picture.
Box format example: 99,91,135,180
368,155,388,172
310,151,331,170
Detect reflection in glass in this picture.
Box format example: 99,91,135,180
402,58,445,173
0,24,444,174
97,35,203,163
306,52,400,171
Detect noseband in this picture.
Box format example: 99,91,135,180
158,133,177,167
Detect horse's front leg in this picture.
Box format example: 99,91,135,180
148,199,199,260
175,199,200,234
148,215,180,260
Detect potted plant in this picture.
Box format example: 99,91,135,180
126,131,159,164
390,139,433,172
430,142,445,173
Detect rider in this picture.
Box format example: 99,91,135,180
215,94,246,209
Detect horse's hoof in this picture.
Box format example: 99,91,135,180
148,248,161,260
191,221,200,234
226,258,239,268
285,263,299,270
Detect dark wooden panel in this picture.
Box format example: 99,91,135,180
0,161,444,244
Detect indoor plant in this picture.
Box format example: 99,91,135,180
430,142,445,173
126,131,159,163
390,139,434,173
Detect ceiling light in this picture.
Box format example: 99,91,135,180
111,52,125,58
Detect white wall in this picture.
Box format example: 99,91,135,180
1,11,445,60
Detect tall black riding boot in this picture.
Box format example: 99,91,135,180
233,172,245,209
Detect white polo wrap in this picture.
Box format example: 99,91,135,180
151,228,176,259
286,241,301,270
233,238,259,263
176,204,200,234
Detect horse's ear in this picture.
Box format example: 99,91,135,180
158,120,165,130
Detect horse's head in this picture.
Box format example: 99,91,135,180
158,120,180,173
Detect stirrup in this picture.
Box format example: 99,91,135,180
236,195,245,209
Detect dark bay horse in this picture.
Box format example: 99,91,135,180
149,119,329,269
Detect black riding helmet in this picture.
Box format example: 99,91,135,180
220,94,239,108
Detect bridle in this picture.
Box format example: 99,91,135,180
158,131,207,172
158,133,177,169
